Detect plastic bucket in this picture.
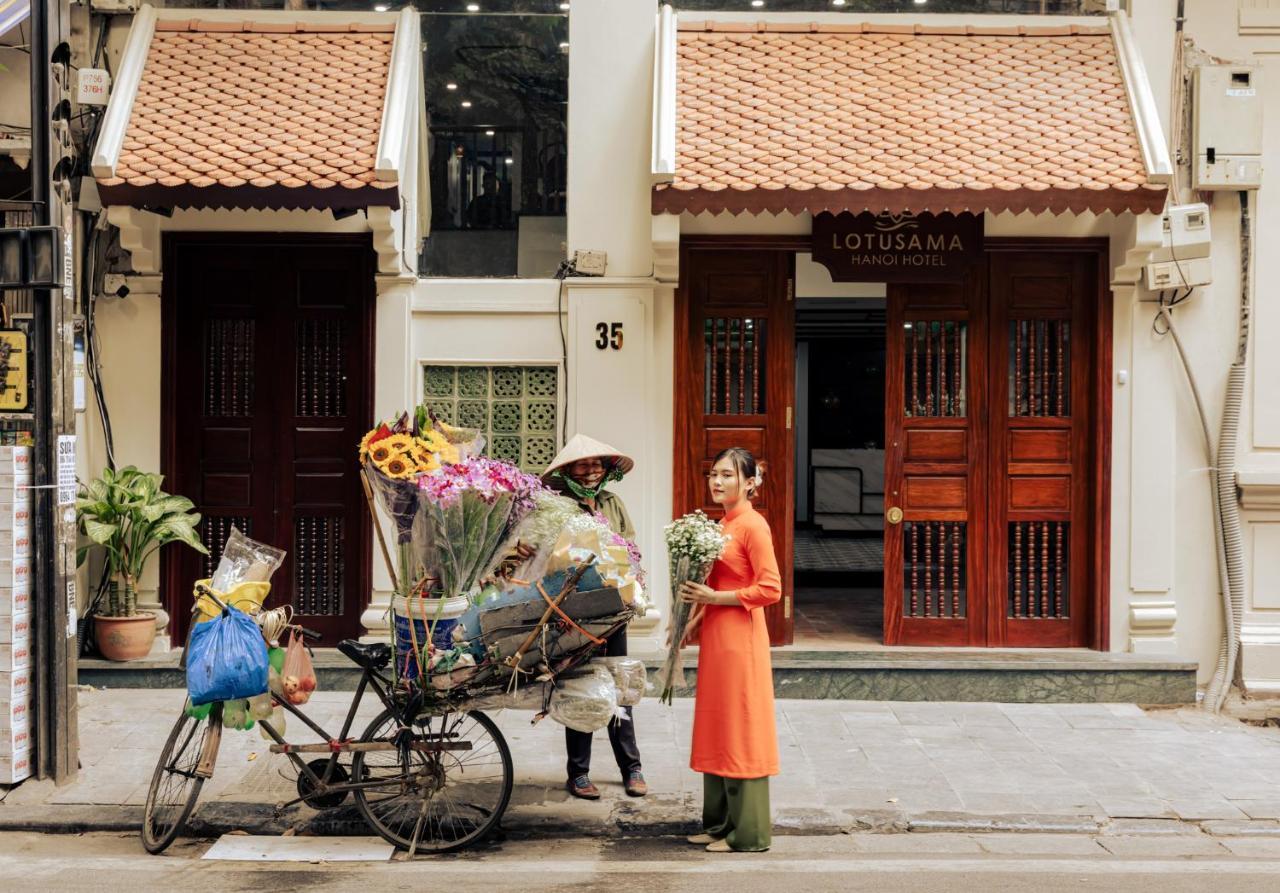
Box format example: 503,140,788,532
391,594,470,679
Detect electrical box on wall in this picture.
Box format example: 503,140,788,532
1193,65,1263,190
1145,202,1213,290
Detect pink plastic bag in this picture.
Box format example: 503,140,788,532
280,630,317,706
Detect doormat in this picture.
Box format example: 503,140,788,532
202,835,395,862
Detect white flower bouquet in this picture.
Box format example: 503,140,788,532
657,510,728,704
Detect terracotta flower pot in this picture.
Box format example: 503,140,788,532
95,613,157,661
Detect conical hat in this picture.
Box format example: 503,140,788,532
542,434,634,478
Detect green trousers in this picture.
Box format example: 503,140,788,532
702,774,771,852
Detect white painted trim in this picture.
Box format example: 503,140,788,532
152,7,398,26
91,4,156,180
412,284,564,315
563,276,659,290
1239,470,1280,510
651,4,678,184
376,7,419,183
1110,10,1173,185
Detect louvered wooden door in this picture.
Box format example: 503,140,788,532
987,249,1096,647
676,248,795,645
165,236,374,646
884,278,988,645
884,247,1100,647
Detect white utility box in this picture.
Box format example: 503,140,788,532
1145,203,1213,290
1193,65,1263,190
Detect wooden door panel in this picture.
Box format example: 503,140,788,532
989,250,1094,648
885,279,986,645
677,248,795,645
165,237,373,647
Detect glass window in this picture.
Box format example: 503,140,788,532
420,3,568,277
423,364,560,472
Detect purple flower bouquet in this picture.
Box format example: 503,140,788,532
416,457,543,602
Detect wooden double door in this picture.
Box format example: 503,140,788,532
678,240,1108,648
162,235,375,646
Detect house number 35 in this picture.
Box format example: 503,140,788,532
595,322,624,350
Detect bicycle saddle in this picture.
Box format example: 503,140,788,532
338,639,391,670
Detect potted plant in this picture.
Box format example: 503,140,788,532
76,466,207,661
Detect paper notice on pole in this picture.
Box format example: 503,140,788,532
66,580,76,639
56,435,75,506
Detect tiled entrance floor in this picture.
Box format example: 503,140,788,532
794,586,883,649
794,529,883,573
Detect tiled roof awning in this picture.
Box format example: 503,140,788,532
653,21,1168,217
94,12,410,212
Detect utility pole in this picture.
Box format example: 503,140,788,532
30,0,78,783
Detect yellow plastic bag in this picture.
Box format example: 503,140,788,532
192,579,272,625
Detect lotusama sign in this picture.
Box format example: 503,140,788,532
811,212,984,283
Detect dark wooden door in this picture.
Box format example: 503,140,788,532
883,277,988,645
164,236,374,646
884,245,1101,647
676,247,795,644
987,248,1097,647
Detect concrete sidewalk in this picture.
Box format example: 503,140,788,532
3,688,1280,840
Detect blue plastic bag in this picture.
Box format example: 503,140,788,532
186,605,269,706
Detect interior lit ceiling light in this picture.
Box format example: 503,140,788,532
751,0,764,6
461,100,472,108
559,41,569,49
374,3,389,10
914,0,928,4
504,158,513,165
446,82,457,90
832,0,846,6
559,2,570,9
485,129,495,136
466,3,480,11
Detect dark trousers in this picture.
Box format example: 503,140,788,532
565,627,642,779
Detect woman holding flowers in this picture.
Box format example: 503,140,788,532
543,434,647,801
679,447,780,853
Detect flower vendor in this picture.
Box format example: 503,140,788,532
678,447,781,853
543,434,646,800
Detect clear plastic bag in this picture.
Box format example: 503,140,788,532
599,657,647,707
211,528,287,593
548,665,619,733
280,629,317,706
258,701,286,741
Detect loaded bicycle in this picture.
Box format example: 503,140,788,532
141,584,514,856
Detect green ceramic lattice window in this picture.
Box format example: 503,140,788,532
423,365,559,473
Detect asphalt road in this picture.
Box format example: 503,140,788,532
5,831,1280,892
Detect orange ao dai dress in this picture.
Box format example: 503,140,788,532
689,501,781,779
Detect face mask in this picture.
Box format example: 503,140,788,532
554,465,623,501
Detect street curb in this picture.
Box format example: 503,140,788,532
4,803,1276,841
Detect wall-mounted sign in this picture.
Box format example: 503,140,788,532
811,212,984,283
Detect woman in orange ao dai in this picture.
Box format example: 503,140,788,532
678,447,781,853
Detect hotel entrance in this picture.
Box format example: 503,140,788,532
674,233,1111,650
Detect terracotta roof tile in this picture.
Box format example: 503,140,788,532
655,24,1164,216
98,21,399,210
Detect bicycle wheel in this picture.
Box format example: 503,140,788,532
141,704,217,854
351,709,513,855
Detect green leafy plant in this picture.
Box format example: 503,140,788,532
76,466,208,618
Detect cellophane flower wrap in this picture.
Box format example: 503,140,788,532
415,457,542,603
658,510,727,704
544,512,646,610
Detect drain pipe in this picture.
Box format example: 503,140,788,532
1208,191,1251,712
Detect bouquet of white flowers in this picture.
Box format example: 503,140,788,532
657,510,727,704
